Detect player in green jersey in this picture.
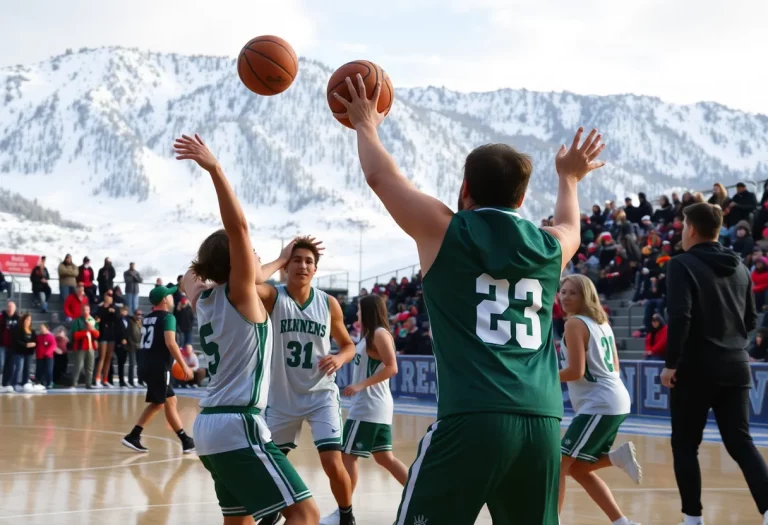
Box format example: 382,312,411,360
333,76,607,525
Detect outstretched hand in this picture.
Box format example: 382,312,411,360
332,74,386,130
279,236,325,264
555,128,607,182
174,134,220,172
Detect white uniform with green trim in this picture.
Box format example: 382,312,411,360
560,315,630,415
342,329,395,457
192,284,312,519
267,285,343,450
560,315,630,463
348,328,393,424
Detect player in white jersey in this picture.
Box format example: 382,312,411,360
557,274,642,525
339,294,408,508
256,237,357,525
174,133,319,525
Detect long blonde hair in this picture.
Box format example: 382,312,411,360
560,274,608,324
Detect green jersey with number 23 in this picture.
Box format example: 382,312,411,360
422,207,564,420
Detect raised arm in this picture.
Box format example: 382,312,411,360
174,134,265,323
543,128,607,270
257,237,324,312
333,75,453,274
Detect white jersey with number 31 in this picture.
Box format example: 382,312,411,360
269,285,336,414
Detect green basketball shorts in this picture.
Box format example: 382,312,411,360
341,419,392,457
561,413,627,463
198,413,311,519
394,412,561,525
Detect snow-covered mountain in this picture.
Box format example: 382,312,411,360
1,47,767,288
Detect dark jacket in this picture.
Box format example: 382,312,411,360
115,314,141,350
652,204,675,225
30,266,50,293
175,303,195,333
123,269,143,294
13,327,36,356
727,190,758,227
0,311,20,347
97,264,116,292
665,242,755,386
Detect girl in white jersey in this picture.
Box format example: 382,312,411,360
558,274,642,525
340,294,408,498
174,134,319,525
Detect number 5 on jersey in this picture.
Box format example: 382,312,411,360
476,274,543,349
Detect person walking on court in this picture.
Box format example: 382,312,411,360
121,284,195,454
661,202,768,525
334,74,606,524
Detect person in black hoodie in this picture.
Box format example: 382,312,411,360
97,258,116,300
661,202,768,525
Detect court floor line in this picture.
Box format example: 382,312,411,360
0,487,750,520
0,425,184,476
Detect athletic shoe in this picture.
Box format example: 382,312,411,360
22,383,38,393
121,434,149,453
104,382,114,389
320,510,340,525
258,512,283,525
33,384,46,391
181,435,196,454
92,382,103,389
610,442,642,485
0,385,14,394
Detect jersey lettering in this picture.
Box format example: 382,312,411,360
279,318,327,337
475,274,543,350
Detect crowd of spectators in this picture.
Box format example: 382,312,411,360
4,181,768,391
0,256,198,393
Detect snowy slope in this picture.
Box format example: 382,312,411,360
1,47,767,287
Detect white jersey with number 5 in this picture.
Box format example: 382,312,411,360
560,315,630,415
195,284,272,410
269,285,336,414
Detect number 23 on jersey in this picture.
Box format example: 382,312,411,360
476,273,543,350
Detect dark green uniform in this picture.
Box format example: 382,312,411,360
394,207,563,525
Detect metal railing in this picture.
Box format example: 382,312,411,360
313,272,350,292
358,264,420,296
655,178,765,205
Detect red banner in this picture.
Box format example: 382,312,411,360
0,253,40,275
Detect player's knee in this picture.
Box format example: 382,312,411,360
284,498,320,524
373,451,393,466
567,460,593,480
319,451,346,477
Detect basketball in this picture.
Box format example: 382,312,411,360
237,35,298,96
326,60,394,129
171,361,186,381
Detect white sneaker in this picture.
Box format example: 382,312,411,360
22,383,37,393
14,385,23,393
104,382,114,388
33,384,46,391
0,385,14,393
609,442,642,485
319,509,340,525
92,381,103,389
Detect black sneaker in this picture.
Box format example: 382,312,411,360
121,434,148,453
181,435,196,454
258,513,282,525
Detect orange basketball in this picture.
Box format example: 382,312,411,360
171,361,186,381
327,60,394,129
237,35,298,96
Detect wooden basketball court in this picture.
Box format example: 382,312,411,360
0,391,765,524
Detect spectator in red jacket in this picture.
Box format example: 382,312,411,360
77,256,97,305
64,284,89,321
751,257,768,311
69,305,99,389
645,314,667,360
35,324,56,388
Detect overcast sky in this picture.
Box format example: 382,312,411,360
1,0,766,115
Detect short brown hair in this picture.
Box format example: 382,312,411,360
291,236,321,265
464,144,533,208
683,202,722,240
191,229,230,284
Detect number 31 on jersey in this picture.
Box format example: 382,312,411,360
476,273,543,350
